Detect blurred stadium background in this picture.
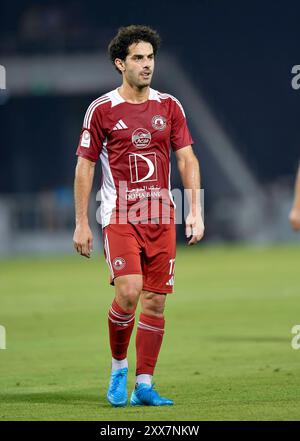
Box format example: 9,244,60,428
0,0,299,256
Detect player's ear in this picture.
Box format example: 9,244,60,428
114,58,125,73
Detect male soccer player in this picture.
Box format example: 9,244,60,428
289,163,300,231
73,25,204,407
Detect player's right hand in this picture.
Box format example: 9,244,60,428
289,208,300,231
73,223,93,258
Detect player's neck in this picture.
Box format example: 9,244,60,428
118,83,150,104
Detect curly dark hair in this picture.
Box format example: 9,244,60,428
108,25,161,73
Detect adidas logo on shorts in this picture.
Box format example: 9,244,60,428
166,276,174,286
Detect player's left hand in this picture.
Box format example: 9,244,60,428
185,211,204,245
289,207,300,231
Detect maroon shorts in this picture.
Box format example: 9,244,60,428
103,222,176,294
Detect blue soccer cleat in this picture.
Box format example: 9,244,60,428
130,383,174,406
107,367,128,407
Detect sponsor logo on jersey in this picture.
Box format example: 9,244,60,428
112,257,126,271
152,115,166,131
112,119,128,131
129,152,157,183
132,128,151,149
80,129,90,148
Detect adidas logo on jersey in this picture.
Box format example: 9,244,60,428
166,276,175,286
112,120,128,130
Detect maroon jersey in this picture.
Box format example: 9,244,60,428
76,88,193,227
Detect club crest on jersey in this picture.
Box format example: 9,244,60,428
113,257,126,271
80,130,90,148
132,128,151,149
152,115,166,131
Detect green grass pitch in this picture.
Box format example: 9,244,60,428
1,244,300,421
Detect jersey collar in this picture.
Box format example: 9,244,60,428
112,87,161,106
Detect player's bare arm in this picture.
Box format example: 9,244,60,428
175,145,204,245
289,164,300,231
73,156,95,257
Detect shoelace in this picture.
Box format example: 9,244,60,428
110,370,127,393
139,383,161,399
149,384,160,399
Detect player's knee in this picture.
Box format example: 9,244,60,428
117,282,142,309
142,292,166,316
